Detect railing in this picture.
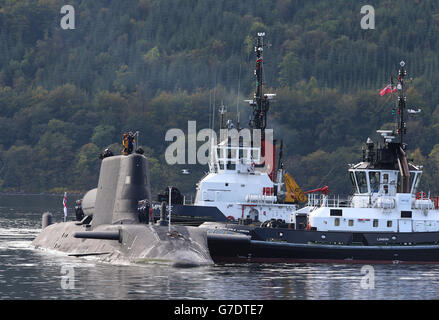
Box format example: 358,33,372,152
308,193,439,210
213,145,261,166
307,194,352,208
414,195,439,210
183,195,194,205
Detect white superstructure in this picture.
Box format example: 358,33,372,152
194,139,296,223
304,61,439,234
307,132,439,233
191,33,299,224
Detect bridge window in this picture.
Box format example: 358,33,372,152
369,172,380,193
349,172,358,193
410,172,420,194
355,171,368,193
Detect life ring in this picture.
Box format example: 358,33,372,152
306,222,311,230
416,191,427,200
226,215,235,222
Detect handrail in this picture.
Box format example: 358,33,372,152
213,145,261,165
307,194,353,208
307,193,439,210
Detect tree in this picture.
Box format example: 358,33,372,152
2,145,36,191
278,52,303,87
73,143,100,190
91,125,117,149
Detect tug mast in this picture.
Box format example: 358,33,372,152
247,32,276,181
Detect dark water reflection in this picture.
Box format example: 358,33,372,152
0,194,438,300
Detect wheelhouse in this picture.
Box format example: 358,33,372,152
209,139,262,174
348,165,422,196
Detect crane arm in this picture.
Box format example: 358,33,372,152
284,173,307,204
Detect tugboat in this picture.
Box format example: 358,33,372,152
205,61,439,264
162,33,310,226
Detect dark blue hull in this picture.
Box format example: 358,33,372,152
206,224,439,264
171,205,228,223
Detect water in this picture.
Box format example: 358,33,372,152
1,194,439,300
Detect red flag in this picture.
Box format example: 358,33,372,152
379,84,397,96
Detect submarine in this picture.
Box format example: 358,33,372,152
32,150,213,267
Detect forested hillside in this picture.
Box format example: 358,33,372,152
1,0,439,196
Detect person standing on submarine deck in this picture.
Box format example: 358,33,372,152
122,132,136,155
127,132,135,154
122,133,128,155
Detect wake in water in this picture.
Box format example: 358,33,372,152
0,225,40,251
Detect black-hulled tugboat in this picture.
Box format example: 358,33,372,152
205,61,439,264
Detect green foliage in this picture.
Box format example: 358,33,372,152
91,125,116,148
2,145,35,192
142,47,160,64
73,143,100,190
1,0,439,197
278,53,303,87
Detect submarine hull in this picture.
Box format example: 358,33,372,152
33,221,213,266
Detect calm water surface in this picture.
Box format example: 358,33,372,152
0,194,438,300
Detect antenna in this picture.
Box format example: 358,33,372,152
208,91,212,131
219,101,226,129
135,131,139,150
247,32,275,134
212,83,216,132
397,60,407,147
392,61,411,193
168,186,172,233
236,53,242,130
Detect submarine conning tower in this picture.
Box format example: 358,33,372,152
84,153,151,227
